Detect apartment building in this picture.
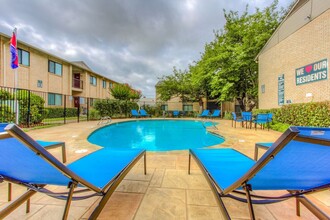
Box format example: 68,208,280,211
257,0,330,109
0,32,118,108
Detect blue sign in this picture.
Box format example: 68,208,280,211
278,74,284,106
296,59,328,85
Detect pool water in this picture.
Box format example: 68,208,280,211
88,120,224,151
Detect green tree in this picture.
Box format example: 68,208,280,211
110,83,132,100
157,67,198,102
190,1,284,111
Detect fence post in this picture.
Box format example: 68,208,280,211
27,90,31,127
87,98,89,121
64,95,66,124
77,97,80,123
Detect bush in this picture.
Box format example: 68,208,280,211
223,111,232,120
0,89,12,100
274,101,330,127
89,109,100,120
45,108,78,118
16,90,46,125
0,105,15,122
93,99,139,117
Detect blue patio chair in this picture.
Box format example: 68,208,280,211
210,110,221,119
139,109,151,117
0,124,146,219
173,110,180,117
253,113,269,130
198,110,210,118
188,126,330,219
242,111,253,129
131,109,140,118
231,112,243,128
268,113,273,123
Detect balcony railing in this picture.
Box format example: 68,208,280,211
72,78,83,89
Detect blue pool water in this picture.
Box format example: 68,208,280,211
88,120,224,151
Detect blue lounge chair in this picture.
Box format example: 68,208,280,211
253,113,269,130
139,109,151,117
189,126,330,219
254,142,273,160
173,110,180,117
131,109,140,118
198,110,209,118
1,123,67,205
210,110,221,119
0,124,146,219
231,112,243,128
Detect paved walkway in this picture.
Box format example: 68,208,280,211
1,119,329,219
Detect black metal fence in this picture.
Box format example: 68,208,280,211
0,86,91,127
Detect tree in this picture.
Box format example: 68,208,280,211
190,1,285,111
157,67,198,102
110,83,141,101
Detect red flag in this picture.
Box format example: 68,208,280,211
10,29,19,69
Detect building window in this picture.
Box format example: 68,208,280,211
109,82,113,88
90,98,94,106
161,104,168,111
183,104,193,111
102,80,106,88
261,84,265,93
48,60,62,76
48,93,62,106
18,48,30,66
37,80,43,88
90,76,97,86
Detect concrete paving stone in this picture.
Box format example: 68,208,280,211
116,180,149,193
149,168,165,187
186,190,217,206
26,204,88,220
124,167,153,182
187,205,224,220
83,192,144,220
134,187,186,220
161,169,209,190
0,203,44,220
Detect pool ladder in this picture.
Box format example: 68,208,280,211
98,116,112,125
201,119,218,130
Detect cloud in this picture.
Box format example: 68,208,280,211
0,0,292,97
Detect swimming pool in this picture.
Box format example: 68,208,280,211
88,120,224,151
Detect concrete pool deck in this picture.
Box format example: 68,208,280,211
1,118,330,219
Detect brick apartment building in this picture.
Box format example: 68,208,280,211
257,0,330,109
0,32,120,108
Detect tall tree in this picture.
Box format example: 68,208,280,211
157,67,198,102
190,1,284,111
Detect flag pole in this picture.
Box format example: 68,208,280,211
11,27,19,124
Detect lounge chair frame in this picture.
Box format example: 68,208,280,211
0,124,147,220
188,127,330,219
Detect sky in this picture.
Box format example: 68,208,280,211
0,0,293,98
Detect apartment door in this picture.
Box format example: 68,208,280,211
73,73,81,88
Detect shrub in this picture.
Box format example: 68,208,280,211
45,108,78,118
0,105,15,122
0,89,12,100
16,90,46,125
274,101,330,127
93,99,139,117
223,111,232,120
89,109,100,120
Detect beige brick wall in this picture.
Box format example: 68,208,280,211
258,9,330,109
